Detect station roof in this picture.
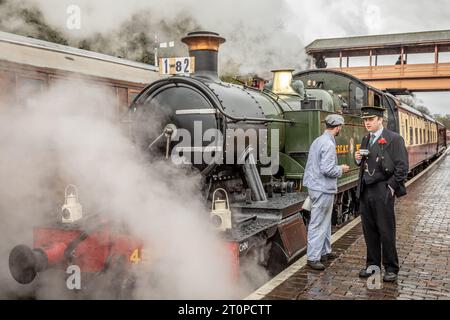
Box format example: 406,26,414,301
0,31,159,84
306,29,450,57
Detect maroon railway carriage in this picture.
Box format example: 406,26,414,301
0,30,160,118
388,93,447,173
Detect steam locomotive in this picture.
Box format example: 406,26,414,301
9,31,447,294
127,31,382,274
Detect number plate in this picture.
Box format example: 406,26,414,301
159,57,195,75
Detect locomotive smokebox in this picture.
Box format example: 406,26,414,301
182,31,225,81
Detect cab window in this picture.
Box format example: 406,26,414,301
349,83,364,111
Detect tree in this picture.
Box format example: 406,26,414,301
398,94,431,115
434,114,450,129
416,105,431,116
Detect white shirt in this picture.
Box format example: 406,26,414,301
369,126,384,146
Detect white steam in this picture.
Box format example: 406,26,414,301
7,0,306,75
0,81,261,299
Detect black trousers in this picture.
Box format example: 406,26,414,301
360,181,399,274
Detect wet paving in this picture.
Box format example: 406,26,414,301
263,154,450,300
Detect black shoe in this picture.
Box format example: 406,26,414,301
383,272,398,282
358,267,373,278
307,260,325,271
321,252,339,262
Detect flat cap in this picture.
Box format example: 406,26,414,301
325,114,345,126
361,106,386,119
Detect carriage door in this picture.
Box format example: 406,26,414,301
383,95,399,132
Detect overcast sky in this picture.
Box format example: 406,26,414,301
285,0,450,115
17,0,450,115
286,0,450,44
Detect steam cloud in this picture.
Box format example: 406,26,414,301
0,0,306,75
0,0,277,299
0,81,267,299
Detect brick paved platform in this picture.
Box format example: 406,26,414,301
261,153,450,300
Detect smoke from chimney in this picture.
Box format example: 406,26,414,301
0,0,307,75
0,80,270,299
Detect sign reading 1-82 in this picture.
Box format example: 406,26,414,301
159,57,195,75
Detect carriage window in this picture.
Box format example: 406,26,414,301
415,128,418,144
0,71,15,107
410,127,414,145
419,129,422,144
128,91,140,106
16,77,44,106
405,119,408,144
116,87,129,117
17,77,44,95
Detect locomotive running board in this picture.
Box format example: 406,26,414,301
231,192,308,219
229,192,308,259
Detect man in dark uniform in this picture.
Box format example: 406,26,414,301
355,106,409,282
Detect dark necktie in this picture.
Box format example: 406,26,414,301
369,133,376,146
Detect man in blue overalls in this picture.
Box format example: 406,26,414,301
303,114,350,270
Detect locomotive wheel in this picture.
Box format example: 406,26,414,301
333,193,344,225
342,189,357,221
333,190,356,226
82,256,135,299
266,241,288,276
104,256,136,299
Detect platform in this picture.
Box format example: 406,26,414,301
247,151,450,300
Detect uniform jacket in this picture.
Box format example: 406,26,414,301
356,128,409,198
304,131,343,194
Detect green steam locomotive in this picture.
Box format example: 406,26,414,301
129,31,397,274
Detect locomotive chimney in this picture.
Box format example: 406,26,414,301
182,31,225,81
